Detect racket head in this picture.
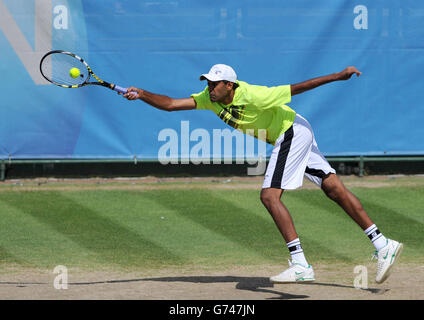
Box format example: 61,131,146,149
40,50,91,88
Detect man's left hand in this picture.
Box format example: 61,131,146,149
338,66,362,80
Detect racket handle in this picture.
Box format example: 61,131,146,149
113,85,128,94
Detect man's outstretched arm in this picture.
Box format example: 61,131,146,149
290,66,362,96
122,87,196,111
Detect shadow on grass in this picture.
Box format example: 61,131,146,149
67,275,308,299
56,275,386,299
297,281,389,295
0,268,388,299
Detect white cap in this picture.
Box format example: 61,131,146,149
200,64,237,83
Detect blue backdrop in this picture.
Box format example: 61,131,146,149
1,0,423,160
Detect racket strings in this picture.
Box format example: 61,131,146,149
40,53,89,86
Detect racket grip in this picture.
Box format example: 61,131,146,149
113,85,128,94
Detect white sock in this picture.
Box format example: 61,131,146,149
364,224,388,251
286,238,309,267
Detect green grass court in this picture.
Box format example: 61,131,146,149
0,178,423,273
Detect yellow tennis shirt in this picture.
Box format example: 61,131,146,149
191,80,296,145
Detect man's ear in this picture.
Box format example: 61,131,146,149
226,82,235,90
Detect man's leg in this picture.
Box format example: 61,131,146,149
320,173,403,284
260,187,297,242
261,187,315,283
305,140,385,243
320,173,373,230
262,115,317,283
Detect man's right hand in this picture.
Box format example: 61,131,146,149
118,86,196,111
122,87,143,100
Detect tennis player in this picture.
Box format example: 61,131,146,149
122,64,403,284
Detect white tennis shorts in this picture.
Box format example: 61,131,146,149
262,114,336,190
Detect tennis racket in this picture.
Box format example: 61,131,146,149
40,50,131,94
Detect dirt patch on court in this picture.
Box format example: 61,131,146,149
0,262,423,300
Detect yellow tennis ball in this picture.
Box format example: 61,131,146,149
69,67,80,79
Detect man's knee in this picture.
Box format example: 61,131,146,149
321,174,347,201
260,188,283,207
260,189,272,206
324,186,346,202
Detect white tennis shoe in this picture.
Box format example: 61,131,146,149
373,239,403,284
270,260,315,283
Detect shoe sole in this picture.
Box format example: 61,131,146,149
376,242,403,284
270,277,315,284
